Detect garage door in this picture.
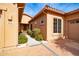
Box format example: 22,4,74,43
69,20,79,42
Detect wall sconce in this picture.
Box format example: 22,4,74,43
8,16,12,22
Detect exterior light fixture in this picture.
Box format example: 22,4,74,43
8,16,12,22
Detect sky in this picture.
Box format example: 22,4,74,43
24,3,79,17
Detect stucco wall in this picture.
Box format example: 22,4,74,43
21,14,31,24
0,10,5,48
47,13,64,42
0,4,18,48
21,14,32,32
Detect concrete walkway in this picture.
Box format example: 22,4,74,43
26,34,58,56
26,35,41,46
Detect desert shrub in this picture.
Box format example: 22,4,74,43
27,28,44,41
18,33,28,44
27,29,32,36
35,34,44,41
31,28,41,38
33,28,41,35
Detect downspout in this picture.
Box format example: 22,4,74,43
3,9,7,48
3,9,6,48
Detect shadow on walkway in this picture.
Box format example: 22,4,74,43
54,38,79,56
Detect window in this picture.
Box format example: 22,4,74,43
53,18,61,33
41,20,44,24
70,20,75,24
76,20,79,23
30,24,32,30
53,18,57,33
58,19,61,33
69,20,79,24
40,17,45,25
40,20,44,25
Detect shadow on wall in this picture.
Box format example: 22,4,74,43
54,37,79,56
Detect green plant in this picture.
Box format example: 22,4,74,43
31,28,41,38
35,34,44,41
33,28,40,34
27,29,32,36
27,28,44,41
18,33,28,44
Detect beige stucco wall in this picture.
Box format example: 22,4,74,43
0,10,5,48
47,13,64,42
21,14,32,32
30,13,64,41
21,14,31,24
0,4,18,48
